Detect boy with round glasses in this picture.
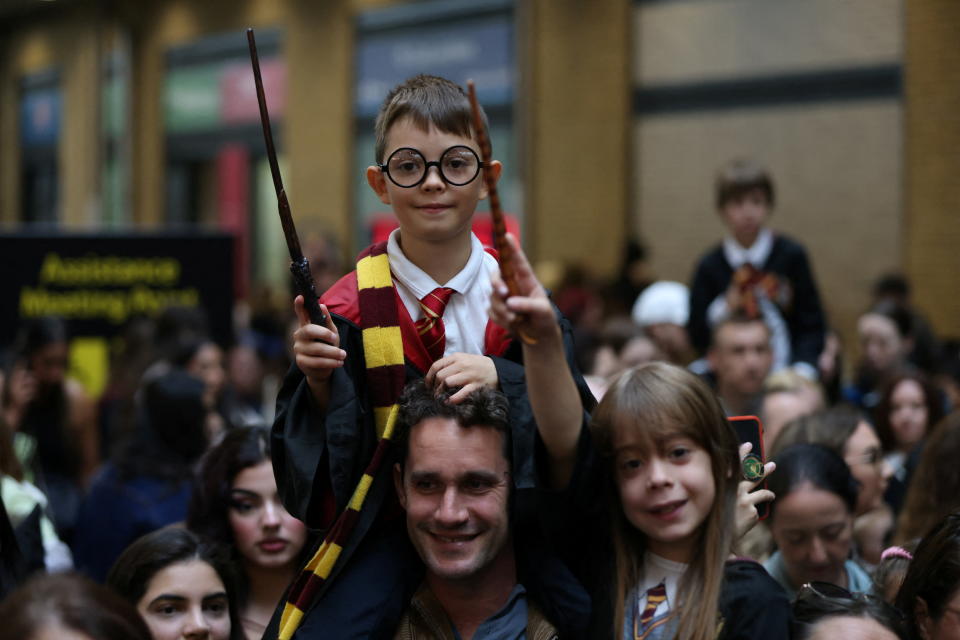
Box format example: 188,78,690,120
269,74,594,638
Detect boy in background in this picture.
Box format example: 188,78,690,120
687,158,826,380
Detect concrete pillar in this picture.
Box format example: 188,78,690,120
520,0,631,277
904,2,960,338
286,0,355,251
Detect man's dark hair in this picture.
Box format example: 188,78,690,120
715,158,775,210
711,310,771,345
867,300,914,339
373,74,488,164
395,380,510,470
873,273,911,301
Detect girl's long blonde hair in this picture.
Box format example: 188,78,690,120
590,362,739,640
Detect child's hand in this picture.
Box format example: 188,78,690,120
425,353,498,404
292,296,345,389
488,233,560,343
735,442,776,540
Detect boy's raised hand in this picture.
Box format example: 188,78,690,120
425,354,498,404
488,233,561,344
293,296,346,400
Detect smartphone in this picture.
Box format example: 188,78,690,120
729,415,770,520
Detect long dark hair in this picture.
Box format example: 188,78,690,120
895,512,960,639
106,527,244,640
895,414,960,544
115,370,208,483
188,426,272,547
187,426,309,606
874,372,944,453
0,572,152,640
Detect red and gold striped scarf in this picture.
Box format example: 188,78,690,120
278,242,405,639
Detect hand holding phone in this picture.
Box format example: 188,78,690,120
729,415,773,521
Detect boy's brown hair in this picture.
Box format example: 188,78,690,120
715,158,775,210
373,74,489,164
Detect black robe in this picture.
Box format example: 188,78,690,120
269,267,596,638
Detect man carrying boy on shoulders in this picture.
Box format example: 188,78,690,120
270,75,594,638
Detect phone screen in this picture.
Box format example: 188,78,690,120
729,415,770,520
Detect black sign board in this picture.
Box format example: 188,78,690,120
0,233,234,394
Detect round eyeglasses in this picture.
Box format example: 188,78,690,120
378,145,485,188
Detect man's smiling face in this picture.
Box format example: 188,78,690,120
395,416,511,583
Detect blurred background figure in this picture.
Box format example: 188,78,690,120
107,527,244,640
3,317,98,543
72,370,212,582
0,572,152,640
848,301,915,412
872,273,942,375
895,512,960,640
895,414,960,546
631,280,695,366
1,413,71,575
604,238,654,317
873,372,944,515
707,313,774,416
760,368,826,453
688,158,826,380
188,426,309,640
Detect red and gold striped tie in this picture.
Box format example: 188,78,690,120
638,582,667,629
414,287,455,362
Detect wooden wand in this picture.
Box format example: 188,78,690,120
247,28,326,327
466,80,536,344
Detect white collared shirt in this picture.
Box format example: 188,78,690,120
722,227,774,270
387,229,497,357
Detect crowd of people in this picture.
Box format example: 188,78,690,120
2,73,960,640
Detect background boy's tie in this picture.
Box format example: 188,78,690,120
639,581,667,628
415,287,455,362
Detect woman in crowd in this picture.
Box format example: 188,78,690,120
895,413,960,545
772,405,892,518
0,415,72,573
874,372,944,513
107,527,244,640
188,426,309,640
895,512,960,640
847,301,915,411
73,369,212,581
3,316,98,539
0,572,151,640
764,443,873,599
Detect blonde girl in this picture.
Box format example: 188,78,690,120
490,236,790,639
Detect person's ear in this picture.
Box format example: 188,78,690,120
393,463,407,510
478,160,502,200
915,597,933,640
367,165,391,206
